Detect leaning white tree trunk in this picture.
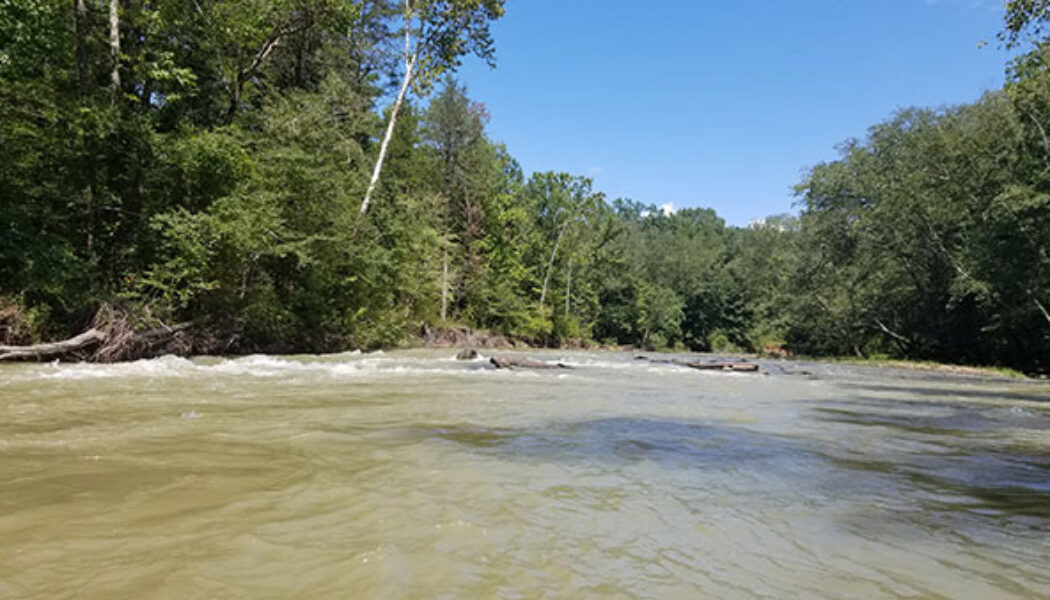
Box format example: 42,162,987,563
1035,296,1050,328
359,61,414,215
360,0,417,216
108,0,120,97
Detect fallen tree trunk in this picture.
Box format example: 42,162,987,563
0,319,195,363
672,359,760,373
0,329,106,361
635,356,760,373
490,354,572,370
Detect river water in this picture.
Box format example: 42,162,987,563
1,350,1049,599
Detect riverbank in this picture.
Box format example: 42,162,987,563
2,314,1041,380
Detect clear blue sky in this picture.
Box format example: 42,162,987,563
455,0,1017,226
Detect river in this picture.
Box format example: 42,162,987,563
1,350,1049,599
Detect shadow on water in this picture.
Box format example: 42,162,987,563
837,382,1050,404
413,411,1050,519
832,455,1050,519
413,417,817,471
813,400,1050,518
814,398,1050,435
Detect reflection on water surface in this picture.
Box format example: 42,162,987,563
1,350,1049,599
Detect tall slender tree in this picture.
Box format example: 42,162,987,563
421,77,487,319
109,0,120,98
359,0,504,216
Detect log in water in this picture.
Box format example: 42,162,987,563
489,353,572,369
1,350,1049,599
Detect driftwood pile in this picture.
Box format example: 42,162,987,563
0,306,192,363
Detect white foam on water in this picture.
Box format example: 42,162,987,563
8,350,755,385
15,352,573,383
36,354,197,380
6,351,765,385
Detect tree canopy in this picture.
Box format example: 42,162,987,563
0,1,1047,373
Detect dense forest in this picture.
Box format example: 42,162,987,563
1,1,1049,373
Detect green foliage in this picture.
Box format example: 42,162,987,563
408,0,505,93
1,1,1047,373
1003,0,1050,48
0,0,67,79
791,87,1050,370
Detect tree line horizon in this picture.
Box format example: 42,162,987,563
1,1,1048,373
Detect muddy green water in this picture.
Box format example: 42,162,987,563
1,351,1049,599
